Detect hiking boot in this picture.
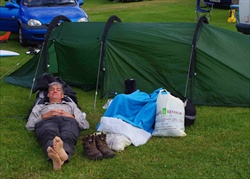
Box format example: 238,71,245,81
82,135,103,160
95,133,115,158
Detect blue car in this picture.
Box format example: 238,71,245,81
0,0,88,46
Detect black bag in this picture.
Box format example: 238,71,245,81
160,92,196,127
183,99,196,127
125,79,137,94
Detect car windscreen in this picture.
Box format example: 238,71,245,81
23,0,76,7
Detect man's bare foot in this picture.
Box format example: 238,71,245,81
47,146,64,171
53,136,68,162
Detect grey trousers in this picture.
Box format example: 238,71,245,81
35,116,80,161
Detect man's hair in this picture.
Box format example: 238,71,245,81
48,82,64,94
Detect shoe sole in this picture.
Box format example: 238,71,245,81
103,153,115,158
87,156,103,160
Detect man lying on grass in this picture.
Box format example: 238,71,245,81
26,82,89,170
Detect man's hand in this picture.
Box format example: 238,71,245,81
41,109,75,119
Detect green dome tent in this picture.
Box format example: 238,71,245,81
4,16,250,107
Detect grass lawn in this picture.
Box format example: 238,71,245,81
0,0,249,178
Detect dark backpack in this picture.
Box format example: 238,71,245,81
170,92,197,127
183,99,196,127
32,72,78,105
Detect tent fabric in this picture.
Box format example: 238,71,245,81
47,22,106,90
4,53,44,88
102,22,195,99
4,16,250,107
194,24,250,106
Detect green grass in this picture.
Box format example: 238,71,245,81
0,0,249,178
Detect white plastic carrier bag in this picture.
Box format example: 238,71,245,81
152,89,186,137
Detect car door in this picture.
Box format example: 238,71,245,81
0,1,20,32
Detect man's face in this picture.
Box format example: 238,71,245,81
47,84,64,102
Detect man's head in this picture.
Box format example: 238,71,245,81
47,82,64,103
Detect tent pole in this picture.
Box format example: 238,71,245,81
93,15,122,108
29,44,44,99
28,47,44,100
29,16,72,100
184,15,208,101
184,44,195,98
94,42,104,109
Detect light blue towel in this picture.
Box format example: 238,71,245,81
101,88,162,133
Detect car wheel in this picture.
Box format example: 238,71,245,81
18,27,28,46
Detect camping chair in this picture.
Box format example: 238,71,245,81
195,0,214,21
